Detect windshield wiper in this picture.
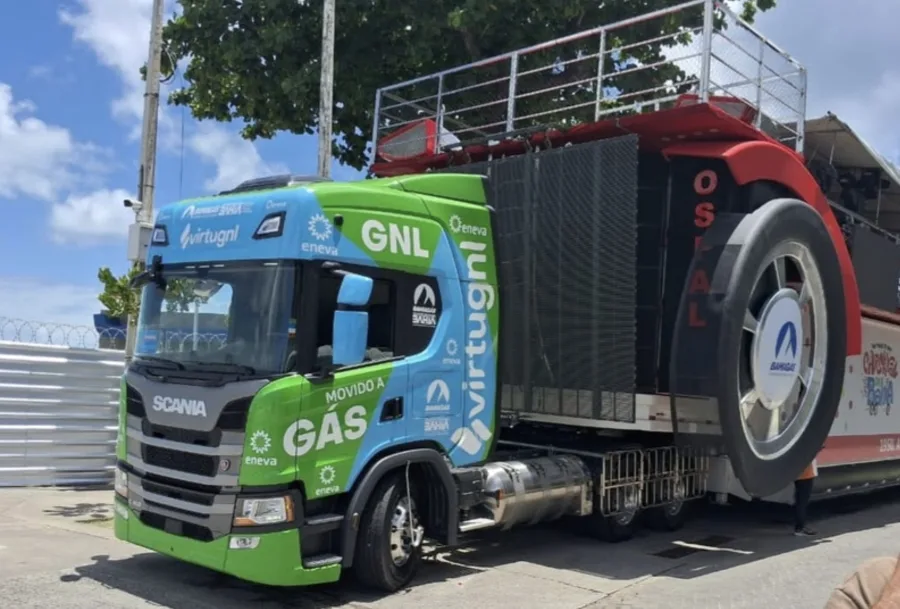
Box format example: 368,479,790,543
183,361,258,375
133,355,185,370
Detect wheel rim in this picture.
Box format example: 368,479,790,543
614,486,640,525
737,240,828,461
389,497,423,567
666,480,685,516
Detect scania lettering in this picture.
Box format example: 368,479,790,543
151,396,208,417
116,0,900,595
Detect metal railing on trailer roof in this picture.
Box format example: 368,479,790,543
371,0,808,160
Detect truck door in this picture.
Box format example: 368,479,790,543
299,268,407,500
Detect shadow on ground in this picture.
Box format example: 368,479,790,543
58,484,114,493
44,502,113,522
58,487,900,608
60,552,480,608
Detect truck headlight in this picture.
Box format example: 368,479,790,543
115,469,128,498
234,496,294,527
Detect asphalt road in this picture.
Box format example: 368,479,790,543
1,487,899,609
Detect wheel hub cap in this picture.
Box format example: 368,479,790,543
751,289,804,410
389,499,424,567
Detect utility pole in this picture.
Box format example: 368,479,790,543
317,0,336,178
123,0,165,363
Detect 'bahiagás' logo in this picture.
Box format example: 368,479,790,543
770,321,798,373
181,202,251,219
425,379,451,413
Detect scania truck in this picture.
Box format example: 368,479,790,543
114,0,900,593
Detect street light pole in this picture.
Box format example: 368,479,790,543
123,0,165,363
317,0,336,179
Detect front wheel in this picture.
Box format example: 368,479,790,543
353,472,425,592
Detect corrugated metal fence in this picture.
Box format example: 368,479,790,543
0,318,124,487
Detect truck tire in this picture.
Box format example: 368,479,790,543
644,478,691,531
644,499,691,532
590,512,638,542
353,472,425,592
586,485,640,542
688,198,846,497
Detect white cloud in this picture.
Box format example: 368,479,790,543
49,188,135,245
755,1,900,160
189,124,288,193
59,0,165,132
0,83,99,202
60,0,286,193
0,83,129,245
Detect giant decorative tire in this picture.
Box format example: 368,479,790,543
672,198,846,498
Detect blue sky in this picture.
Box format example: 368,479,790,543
0,0,897,332
0,0,365,331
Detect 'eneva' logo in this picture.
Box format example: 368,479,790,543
770,321,798,373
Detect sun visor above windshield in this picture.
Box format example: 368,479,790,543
149,191,311,264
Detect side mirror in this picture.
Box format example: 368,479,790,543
332,273,373,367
129,270,152,289
129,256,166,290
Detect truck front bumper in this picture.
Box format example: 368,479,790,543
113,497,340,587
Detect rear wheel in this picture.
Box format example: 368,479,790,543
644,500,692,531
644,480,691,531
588,485,640,542
353,472,425,592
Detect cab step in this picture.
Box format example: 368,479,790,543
302,553,342,569
303,513,343,535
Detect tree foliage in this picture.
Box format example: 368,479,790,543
97,266,210,320
161,0,775,171
97,266,142,320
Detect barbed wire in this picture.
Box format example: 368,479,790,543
0,318,229,352
0,317,127,350
157,332,228,352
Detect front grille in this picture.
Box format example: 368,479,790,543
219,397,252,430
140,512,214,542
142,419,222,447
126,385,146,417
142,478,217,507
125,383,249,489
143,444,218,477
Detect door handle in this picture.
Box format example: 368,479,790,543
380,397,404,422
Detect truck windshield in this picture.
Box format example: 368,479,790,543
134,261,296,376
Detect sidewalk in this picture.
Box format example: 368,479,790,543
1,486,117,539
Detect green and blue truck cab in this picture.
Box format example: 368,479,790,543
113,173,500,590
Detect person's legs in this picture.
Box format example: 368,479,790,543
793,477,816,535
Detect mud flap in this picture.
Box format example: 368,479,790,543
669,199,846,497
